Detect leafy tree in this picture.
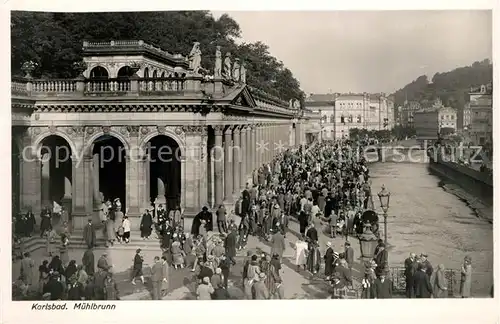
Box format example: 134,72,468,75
393,60,492,109
11,11,304,102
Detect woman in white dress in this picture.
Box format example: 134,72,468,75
294,237,308,271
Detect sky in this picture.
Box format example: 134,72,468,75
212,10,492,95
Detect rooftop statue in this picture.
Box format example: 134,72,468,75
223,52,232,79
240,62,247,84
188,42,202,74
232,58,240,82
214,46,222,78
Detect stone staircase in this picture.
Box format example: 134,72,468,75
18,229,162,255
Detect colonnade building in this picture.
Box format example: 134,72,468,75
12,40,318,230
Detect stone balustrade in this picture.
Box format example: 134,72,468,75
32,79,77,93
11,79,28,95
11,76,195,97
12,76,295,116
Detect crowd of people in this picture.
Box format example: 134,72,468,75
13,139,485,300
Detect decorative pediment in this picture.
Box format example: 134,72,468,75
229,85,257,108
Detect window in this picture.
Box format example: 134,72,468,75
348,115,353,123
451,115,454,119
330,115,335,123
340,116,345,124
357,115,362,123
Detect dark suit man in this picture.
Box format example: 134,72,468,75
413,263,433,298
344,242,354,269
420,253,434,277
224,230,238,265
373,272,393,299
404,253,418,298
151,257,165,300
374,244,388,273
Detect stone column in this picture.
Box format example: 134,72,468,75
213,126,224,207
41,153,51,207
271,124,275,159
255,125,261,168
92,152,100,208
223,126,233,202
232,126,241,196
246,126,252,176
240,125,247,189
295,122,302,148
20,153,42,215
141,153,151,210
251,125,256,174
265,124,270,163
72,155,93,229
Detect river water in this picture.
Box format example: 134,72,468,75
368,151,493,296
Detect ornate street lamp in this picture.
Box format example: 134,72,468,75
377,185,391,245
358,222,379,261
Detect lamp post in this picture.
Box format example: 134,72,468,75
377,185,391,246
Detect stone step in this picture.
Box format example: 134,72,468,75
17,232,162,254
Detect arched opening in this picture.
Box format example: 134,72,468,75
161,71,165,78
152,70,158,78
89,66,109,79
117,66,135,78
91,135,126,212
39,135,73,224
146,135,181,212
143,67,150,78
12,138,20,217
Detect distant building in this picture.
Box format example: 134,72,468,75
399,101,421,127
468,83,493,146
414,98,457,143
304,94,336,140
304,92,392,139
457,102,472,131
438,106,457,131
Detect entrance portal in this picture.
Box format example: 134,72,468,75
147,135,181,211
39,135,73,218
92,135,126,210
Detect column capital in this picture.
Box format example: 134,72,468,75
232,126,241,135
213,125,224,136
224,126,233,135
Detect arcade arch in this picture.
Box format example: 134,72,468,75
146,135,181,211
89,66,109,79
38,135,73,212
91,134,127,211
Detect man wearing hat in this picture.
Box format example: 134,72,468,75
344,241,354,270
373,267,392,299
324,242,335,279
420,253,433,277
140,209,153,239
404,253,418,298
216,204,228,233
150,256,164,300
374,243,388,274
83,218,96,249
413,262,433,298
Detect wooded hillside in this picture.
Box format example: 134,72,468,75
392,59,492,109
11,11,304,101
